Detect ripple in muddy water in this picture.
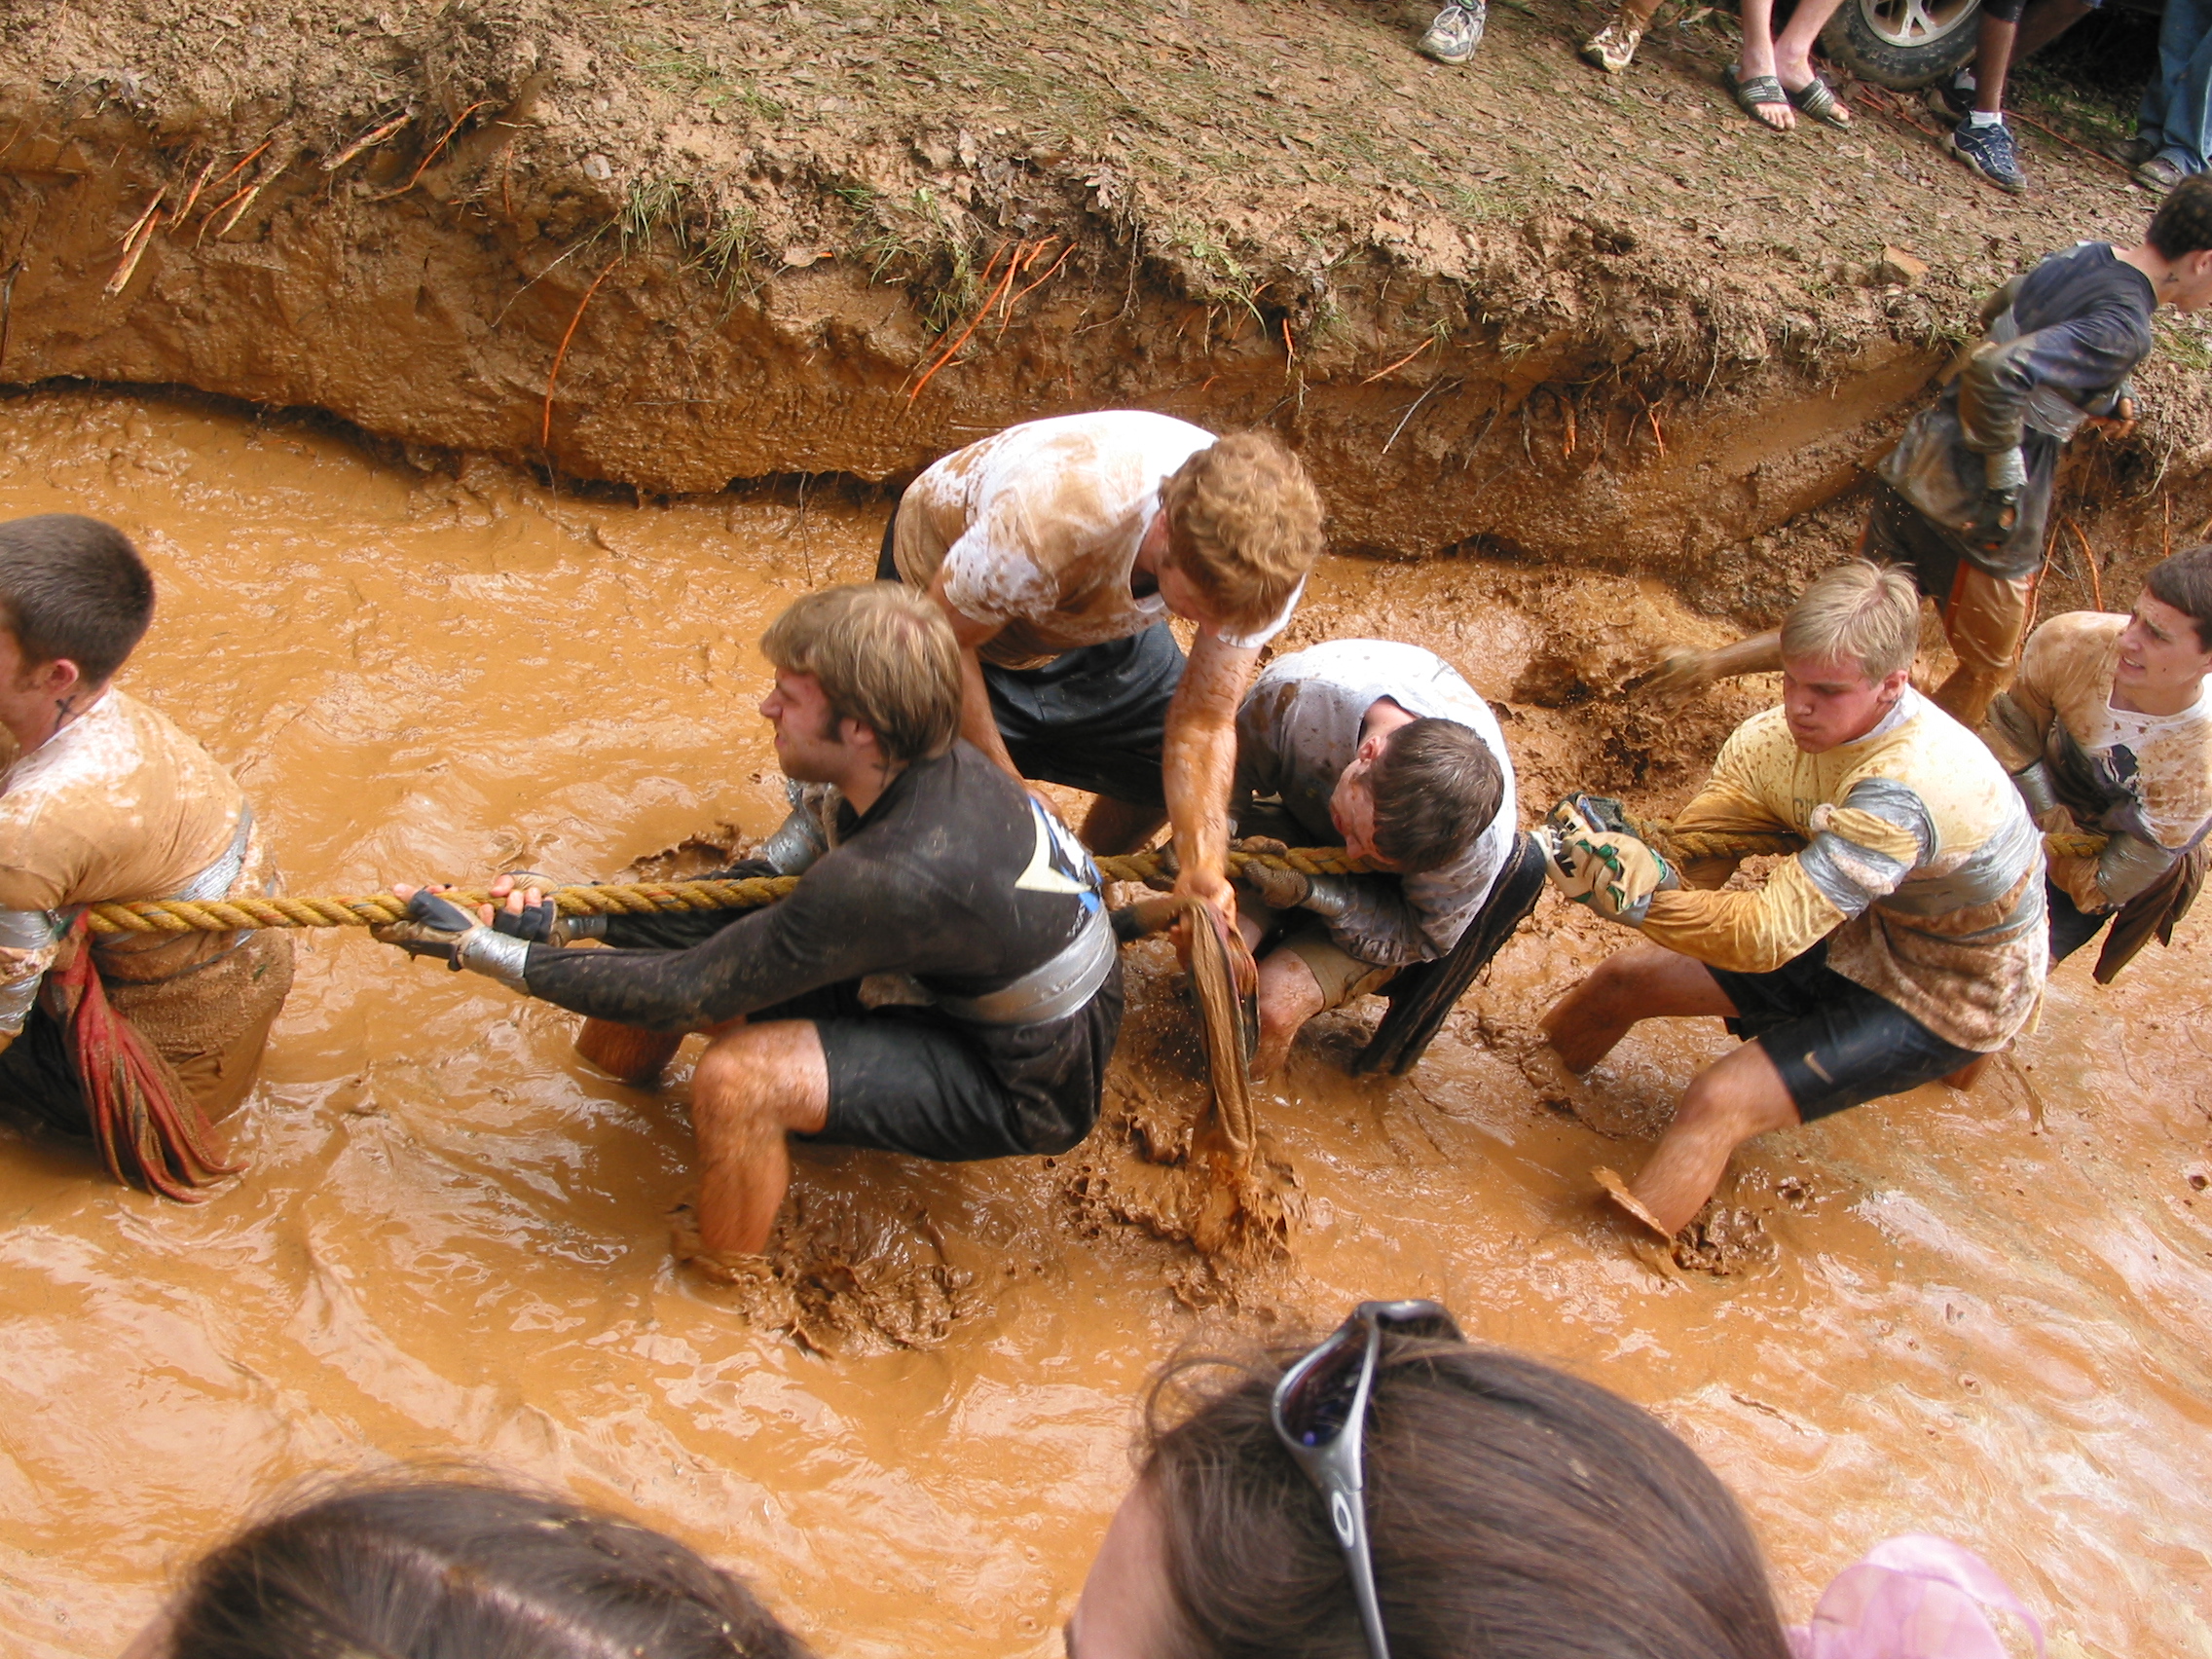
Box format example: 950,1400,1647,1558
0,388,2206,1658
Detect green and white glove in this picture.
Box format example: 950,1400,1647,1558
1541,794,1677,926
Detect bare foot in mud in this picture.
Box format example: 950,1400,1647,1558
1594,1165,1674,1240
1669,1202,1777,1275
1633,645,1717,702
667,1195,966,1354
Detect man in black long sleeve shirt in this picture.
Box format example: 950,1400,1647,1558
378,585,1122,1266
1653,177,2212,729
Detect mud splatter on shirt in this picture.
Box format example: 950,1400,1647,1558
1232,640,1518,968
892,412,1301,668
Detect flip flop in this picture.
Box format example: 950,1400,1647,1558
1723,64,1790,132
1785,71,1852,129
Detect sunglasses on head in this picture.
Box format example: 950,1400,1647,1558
1271,1299,1465,1659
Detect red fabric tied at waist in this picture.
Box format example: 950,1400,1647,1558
53,916,242,1202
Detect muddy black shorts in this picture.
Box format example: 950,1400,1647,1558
877,496,1184,808
755,972,1120,1161
2045,879,2112,965
1706,940,1980,1121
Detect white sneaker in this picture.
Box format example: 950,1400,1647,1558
1579,12,1642,72
1419,0,1488,65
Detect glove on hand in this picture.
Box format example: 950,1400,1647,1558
1238,858,1309,911
1965,447,2028,554
1541,795,1676,925
372,888,479,967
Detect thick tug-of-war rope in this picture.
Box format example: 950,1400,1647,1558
78,826,2106,937
82,844,1378,937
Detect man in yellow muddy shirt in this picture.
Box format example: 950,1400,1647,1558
0,515,292,1195
1981,545,2212,982
1531,561,2046,1239
882,411,1324,932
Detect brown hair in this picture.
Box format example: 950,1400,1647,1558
1141,1334,1793,1659
2147,173,2212,260
2145,544,2212,652
1779,559,1920,682
1369,719,1502,873
759,582,961,763
0,513,155,684
1161,431,1325,635
161,1474,813,1659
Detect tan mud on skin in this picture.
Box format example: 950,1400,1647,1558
1,389,2209,1657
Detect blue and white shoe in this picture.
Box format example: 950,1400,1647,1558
1419,0,1488,65
1948,119,2028,193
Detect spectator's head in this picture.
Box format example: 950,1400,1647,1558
1331,716,1502,872
759,581,961,774
2122,544,2212,706
2145,175,2212,312
1160,432,1325,638
1778,560,1919,753
0,513,155,693
144,1475,813,1659
1068,1311,1791,1659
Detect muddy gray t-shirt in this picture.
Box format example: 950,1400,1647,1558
1231,640,1518,968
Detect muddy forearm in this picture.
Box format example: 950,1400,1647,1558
1164,635,1254,903
1702,630,1783,681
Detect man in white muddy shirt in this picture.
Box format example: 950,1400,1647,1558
1228,640,1540,1079
883,411,1325,932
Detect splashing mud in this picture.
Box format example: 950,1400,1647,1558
1,388,2207,1658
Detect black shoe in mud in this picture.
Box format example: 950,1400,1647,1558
1923,79,1972,126
1948,120,2029,194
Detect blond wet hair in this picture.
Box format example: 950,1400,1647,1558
760,581,962,762
1161,430,1325,636
1781,560,1920,684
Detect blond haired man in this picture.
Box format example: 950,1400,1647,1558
378,584,1123,1263
1533,562,2046,1239
882,412,1324,931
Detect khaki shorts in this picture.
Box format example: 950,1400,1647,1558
1277,921,1397,1012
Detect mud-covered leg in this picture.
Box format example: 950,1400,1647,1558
1644,628,1784,699
1625,1040,1798,1236
689,1019,830,1256
1252,946,1326,1082
1081,795,1169,856
1538,943,1734,1073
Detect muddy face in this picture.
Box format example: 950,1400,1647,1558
0,389,2207,1659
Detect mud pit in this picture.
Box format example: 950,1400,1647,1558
3,387,2212,1657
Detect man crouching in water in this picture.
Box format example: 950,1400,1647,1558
0,514,293,1196
375,584,1122,1271
1530,561,2046,1240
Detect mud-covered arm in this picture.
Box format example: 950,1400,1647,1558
1164,629,1258,928
1637,781,1929,974
0,939,57,1043
0,859,75,1043
1657,754,1801,891
521,856,933,1032
1958,305,2153,457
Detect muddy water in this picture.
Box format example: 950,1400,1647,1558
0,388,2206,1658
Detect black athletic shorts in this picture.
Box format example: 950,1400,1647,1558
753,973,1119,1161
2045,879,2111,965
877,494,1185,808
1706,940,1980,1121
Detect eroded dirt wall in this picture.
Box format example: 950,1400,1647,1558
4,0,2209,610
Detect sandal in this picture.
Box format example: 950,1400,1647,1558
1724,64,1790,132
1785,71,1852,129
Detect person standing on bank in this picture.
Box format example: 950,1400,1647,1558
880,412,1325,937
375,585,1123,1272
1654,179,2212,731
1533,563,2046,1242
1226,640,1540,1081
0,514,293,1198
1980,547,2212,981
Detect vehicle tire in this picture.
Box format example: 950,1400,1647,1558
1821,0,1981,89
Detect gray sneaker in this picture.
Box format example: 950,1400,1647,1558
1419,0,1487,65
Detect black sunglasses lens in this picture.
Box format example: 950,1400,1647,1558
1278,1333,1367,1449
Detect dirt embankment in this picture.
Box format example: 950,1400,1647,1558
4,0,2209,614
